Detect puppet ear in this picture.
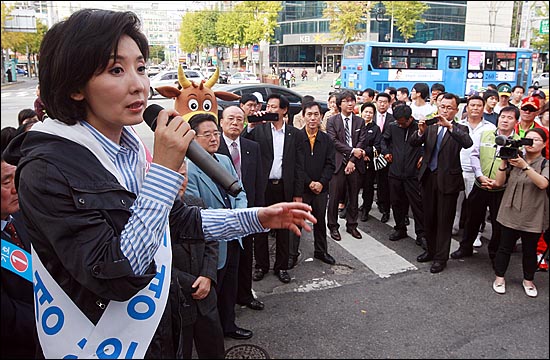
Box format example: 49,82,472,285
205,67,219,88
214,91,241,101
156,86,182,99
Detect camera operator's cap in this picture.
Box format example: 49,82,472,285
532,89,547,100
252,92,264,103
521,96,541,111
497,84,512,97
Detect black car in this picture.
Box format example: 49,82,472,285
219,70,231,84
214,83,329,126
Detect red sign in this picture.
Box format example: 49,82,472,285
10,250,28,272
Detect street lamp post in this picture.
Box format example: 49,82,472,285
276,40,280,73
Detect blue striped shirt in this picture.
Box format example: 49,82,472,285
81,122,266,275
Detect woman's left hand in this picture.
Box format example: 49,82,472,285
508,155,527,169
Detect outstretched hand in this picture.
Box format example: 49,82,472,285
258,202,316,236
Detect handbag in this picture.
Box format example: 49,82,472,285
372,148,388,171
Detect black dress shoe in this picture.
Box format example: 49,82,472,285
450,247,473,260
380,212,390,223
288,255,299,269
252,269,266,281
389,229,408,241
225,327,253,340
346,227,362,239
244,299,264,311
330,229,341,241
314,252,336,265
338,208,347,219
430,261,447,273
360,210,369,222
417,251,433,263
275,270,291,283
415,237,427,250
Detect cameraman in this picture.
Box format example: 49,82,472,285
451,106,519,263
516,96,549,159
492,128,549,297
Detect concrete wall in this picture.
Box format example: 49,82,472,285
464,1,515,45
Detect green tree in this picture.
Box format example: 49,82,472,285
216,9,249,69
323,1,373,43
237,1,281,44
179,11,201,65
382,1,429,42
530,2,549,53
149,45,165,64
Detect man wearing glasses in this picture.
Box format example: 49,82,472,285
516,96,549,160
410,93,473,273
185,113,253,340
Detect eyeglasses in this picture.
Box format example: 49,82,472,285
438,105,457,111
520,107,537,113
196,131,221,139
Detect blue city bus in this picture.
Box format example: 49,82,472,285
340,40,533,96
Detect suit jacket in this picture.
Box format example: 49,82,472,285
217,136,265,207
1,212,37,359
186,154,248,268
171,194,219,325
326,113,367,174
409,121,473,194
301,128,335,193
244,123,305,201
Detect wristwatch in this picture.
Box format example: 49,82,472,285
522,165,531,172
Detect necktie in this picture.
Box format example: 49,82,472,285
429,126,445,171
230,141,242,180
344,117,351,145
5,222,23,248
378,114,385,131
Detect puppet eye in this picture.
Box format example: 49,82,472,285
203,99,212,111
188,99,199,111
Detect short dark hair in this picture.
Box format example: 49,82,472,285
302,95,315,104
441,92,460,107
266,93,289,110
385,86,397,97
360,101,377,116
483,90,499,101
1,126,18,156
375,92,391,102
336,90,356,110
302,101,321,115
511,85,525,94
392,104,412,120
38,9,149,125
499,105,520,121
526,128,547,143
392,100,408,111
17,108,38,126
188,113,218,132
362,88,375,98
466,95,485,106
397,87,409,96
239,93,258,105
431,83,445,93
412,83,430,100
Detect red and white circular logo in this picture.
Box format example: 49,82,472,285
10,250,28,272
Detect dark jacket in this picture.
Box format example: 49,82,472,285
382,120,424,179
301,128,335,193
1,211,37,359
409,121,473,193
326,113,367,174
5,131,205,358
244,123,305,201
362,122,382,171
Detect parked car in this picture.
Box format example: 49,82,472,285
532,72,549,88
219,70,231,84
227,72,260,84
15,67,28,76
214,83,329,125
149,69,204,99
147,65,162,77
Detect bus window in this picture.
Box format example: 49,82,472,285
495,52,516,70
344,44,365,59
449,56,462,69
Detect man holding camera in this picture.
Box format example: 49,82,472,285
516,96,549,160
451,105,520,264
410,93,473,273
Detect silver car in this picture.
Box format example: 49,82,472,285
532,72,549,88
148,70,204,99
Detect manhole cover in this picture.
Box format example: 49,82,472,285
224,344,270,359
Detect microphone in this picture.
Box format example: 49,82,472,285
495,135,509,146
143,104,242,197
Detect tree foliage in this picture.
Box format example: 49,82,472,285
382,1,429,42
323,1,372,44
237,1,281,44
530,1,549,54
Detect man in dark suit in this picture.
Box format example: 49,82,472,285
289,101,336,268
185,114,252,340
217,106,266,311
410,93,473,273
1,155,37,359
244,93,305,284
326,90,367,241
171,160,225,359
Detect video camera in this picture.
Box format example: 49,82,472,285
495,135,533,159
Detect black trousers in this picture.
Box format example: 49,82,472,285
290,191,329,258
216,240,240,333
421,170,459,262
254,181,289,273
494,225,539,281
376,166,391,214
360,166,376,212
328,167,361,230
389,176,425,238
236,233,256,305
460,185,504,259
181,309,225,359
